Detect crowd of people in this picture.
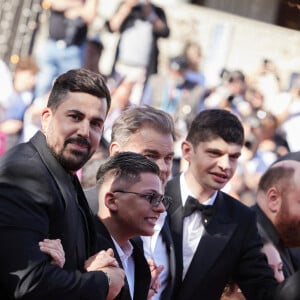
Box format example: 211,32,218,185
0,0,300,299
1,1,299,205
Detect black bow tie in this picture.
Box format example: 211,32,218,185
183,196,215,225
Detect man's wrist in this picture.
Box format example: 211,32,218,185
104,271,111,286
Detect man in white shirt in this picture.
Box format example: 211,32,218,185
93,151,167,299
108,106,176,300
165,108,300,300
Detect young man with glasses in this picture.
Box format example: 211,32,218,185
93,151,168,300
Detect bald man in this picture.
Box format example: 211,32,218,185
253,159,300,278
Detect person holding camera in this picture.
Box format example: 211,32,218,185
35,0,98,99
107,0,170,105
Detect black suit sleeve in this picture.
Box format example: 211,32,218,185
273,271,300,300
0,159,108,299
233,209,278,299
234,209,300,300
0,227,108,300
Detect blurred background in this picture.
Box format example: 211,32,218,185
1,0,300,205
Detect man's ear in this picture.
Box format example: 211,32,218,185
266,187,281,214
109,142,121,156
181,140,193,163
104,192,118,212
41,107,51,133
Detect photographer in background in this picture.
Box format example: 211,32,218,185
35,0,98,99
107,0,170,104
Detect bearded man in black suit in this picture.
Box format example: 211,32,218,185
0,69,124,299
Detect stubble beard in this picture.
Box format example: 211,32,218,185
275,204,300,247
49,143,91,172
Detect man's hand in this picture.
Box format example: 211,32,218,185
84,248,119,271
101,266,125,300
147,258,164,299
39,238,65,268
85,248,125,300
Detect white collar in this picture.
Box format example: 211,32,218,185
111,236,134,261
180,172,217,206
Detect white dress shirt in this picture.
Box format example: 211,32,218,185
112,237,135,299
180,173,217,279
141,211,169,300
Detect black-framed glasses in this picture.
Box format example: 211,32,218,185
113,190,171,209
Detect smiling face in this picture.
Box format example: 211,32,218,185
110,126,174,187
41,91,107,172
107,172,164,243
182,137,242,199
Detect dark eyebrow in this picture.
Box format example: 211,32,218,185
206,147,222,153
66,109,84,117
206,147,241,156
67,109,105,123
67,109,82,114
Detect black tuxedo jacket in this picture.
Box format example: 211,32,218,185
132,221,176,300
165,175,300,300
0,131,108,300
253,204,300,277
94,217,151,300
86,185,176,300
159,220,176,300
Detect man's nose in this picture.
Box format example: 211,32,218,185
218,155,230,170
78,121,90,138
156,158,170,178
153,201,166,213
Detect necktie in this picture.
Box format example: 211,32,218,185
183,196,215,225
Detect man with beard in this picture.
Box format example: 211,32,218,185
0,68,125,300
254,159,300,278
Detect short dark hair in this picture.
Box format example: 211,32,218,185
186,109,244,147
111,105,176,145
47,68,111,113
96,152,160,189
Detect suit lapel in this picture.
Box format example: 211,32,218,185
131,239,151,300
165,176,185,286
160,221,176,300
95,219,151,300
94,218,132,300
166,177,241,298
72,175,97,256
31,131,95,268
